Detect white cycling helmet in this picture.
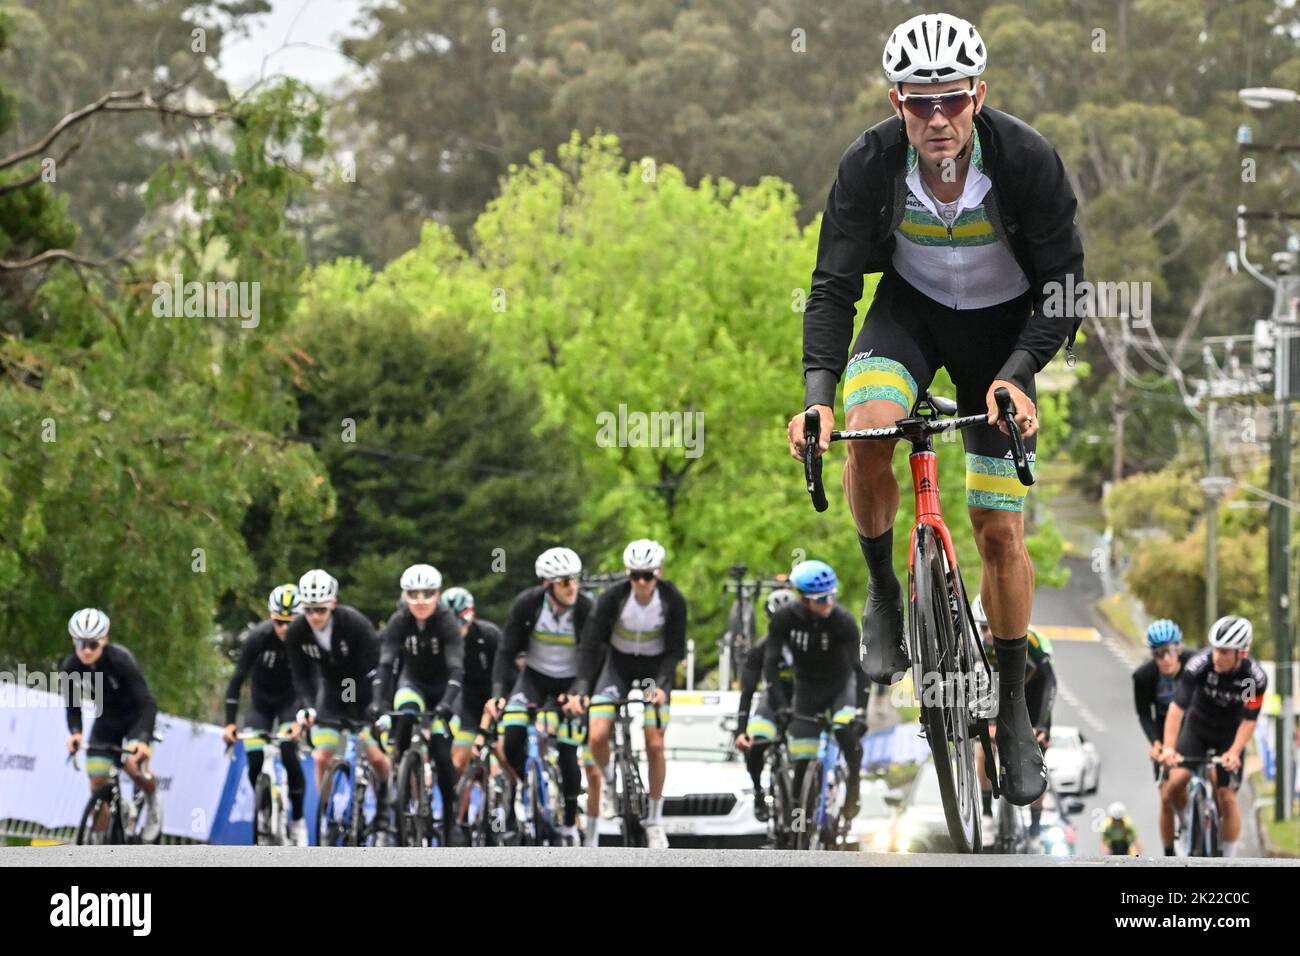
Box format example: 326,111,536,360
535,546,582,580
971,594,988,626
297,568,339,605
766,588,797,616
268,584,300,620
1208,615,1252,650
883,13,986,86
623,538,666,572
69,608,110,641
400,563,443,591
1107,801,1126,819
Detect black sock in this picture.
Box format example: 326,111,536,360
995,636,1028,694
1164,846,1175,856
982,789,993,816
859,530,899,599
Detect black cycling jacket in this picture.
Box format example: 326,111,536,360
62,643,158,742
803,105,1086,407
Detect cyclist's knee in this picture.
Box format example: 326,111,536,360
971,510,1023,561
586,719,612,747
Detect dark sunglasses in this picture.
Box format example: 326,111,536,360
73,638,103,650
629,571,657,582
897,88,976,120
801,592,835,605
1152,646,1180,659
404,589,439,602
548,576,578,587
302,605,331,615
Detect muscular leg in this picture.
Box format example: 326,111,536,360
969,508,1034,635
644,726,666,802
843,400,904,538
586,717,612,810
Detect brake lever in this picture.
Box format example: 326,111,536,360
804,408,828,512
993,387,1034,487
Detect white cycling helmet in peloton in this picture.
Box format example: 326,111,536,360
297,568,339,605
400,563,443,592
69,608,110,641
1207,614,1252,651
1107,801,1126,819
535,546,582,580
623,539,666,572
970,594,988,626
883,13,987,86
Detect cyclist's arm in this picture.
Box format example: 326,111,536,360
993,145,1086,393
656,583,688,690
436,612,464,715
736,638,766,735
764,624,789,710
1161,702,1186,755
803,146,881,409
285,627,319,709
493,595,532,699
573,587,618,698
1030,658,1056,731
1132,665,1160,745
118,649,158,744
372,612,403,709
223,629,260,727
61,653,84,735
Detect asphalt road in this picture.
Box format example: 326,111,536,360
2,846,1291,867
1031,557,1262,858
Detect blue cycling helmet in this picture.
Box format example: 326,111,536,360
1146,619,1182,648
790,560,838,595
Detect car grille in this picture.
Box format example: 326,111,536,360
663,793,737,816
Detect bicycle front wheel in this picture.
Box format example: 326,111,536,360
795,759,824,851
396,749,431,847
912,524,981,853
316,759,353,847
75,787,122,846
616,753,647,848
254,775,277,845
768,749,795,850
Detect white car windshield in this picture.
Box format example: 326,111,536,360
662,711,737,763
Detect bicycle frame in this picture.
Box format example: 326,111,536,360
1180,753,1223,857
803,388,1033,854
517,705,563,844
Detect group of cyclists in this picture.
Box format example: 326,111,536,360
1115,615,1268,857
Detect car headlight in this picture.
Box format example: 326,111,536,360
870,829,893,851
1045,826,1065,843
1050,842,1071,857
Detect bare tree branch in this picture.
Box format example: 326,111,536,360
0,249,110,271
0,140,83,197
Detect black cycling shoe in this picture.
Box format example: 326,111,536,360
862,587,910,685
995,685,1048,806
753,791,770,823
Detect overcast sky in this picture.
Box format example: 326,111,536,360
217,0,368,94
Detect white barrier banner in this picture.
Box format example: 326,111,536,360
0,684,230,840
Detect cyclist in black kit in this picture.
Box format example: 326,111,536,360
1159,615,1267,858
735,587,798,821
442,586,501,775
485,546,592,845
285,568,390,837
370,563,463,843
62,608,162,841
1132,618,1195,854
223,584,309,846
764,561,868,818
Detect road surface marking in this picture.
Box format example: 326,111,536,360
1056,679,1106,734
1034,625,1101,642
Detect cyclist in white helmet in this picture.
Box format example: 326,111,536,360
789,11,1085,809
61,608,163,841
1159,615,1267,857
485,546,592,845
283,569,391,842
569,538,689,849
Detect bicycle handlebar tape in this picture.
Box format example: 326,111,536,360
804,408,829,512
993,387,1035,488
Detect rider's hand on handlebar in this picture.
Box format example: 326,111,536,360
1158,747,1180,768
222,723,238,746
562,694,586,716
67,734,82,754
788,404,834,461
986,380,1037,439
1220,751,1241,772
484,697,505,720
735,733,752,751
296,708,317,727
1148,740,1164,761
